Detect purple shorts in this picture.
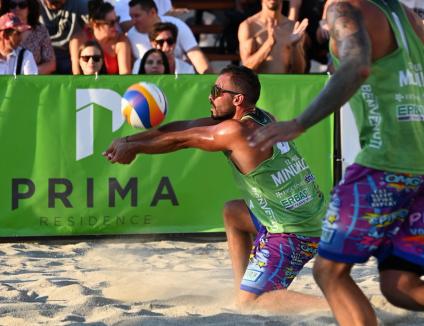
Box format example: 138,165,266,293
319,164,424,266
240,217,320,294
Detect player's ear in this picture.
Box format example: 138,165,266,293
232,94,244,106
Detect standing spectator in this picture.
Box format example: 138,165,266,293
78,40,105,75
133,48,169,74
2,0,55,74
38,0,88,74
127,0,210,73
88,0,131,74
238,0,308,73
0,12,37,74
148,22,194,74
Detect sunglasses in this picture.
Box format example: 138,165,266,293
98,16,120,28
9,1,28,9
154,37,175,46
210,84,240,99
80,55,102,63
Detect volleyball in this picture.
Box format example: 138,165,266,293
121,82,168,129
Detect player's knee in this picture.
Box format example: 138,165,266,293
236,290,258,310
313,256,350,286
380,271,424,310
222,200,240,227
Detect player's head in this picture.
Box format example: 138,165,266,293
209,65,260,120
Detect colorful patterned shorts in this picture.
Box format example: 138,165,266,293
319,164,424,266
240,211,320,295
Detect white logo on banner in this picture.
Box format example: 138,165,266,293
76,89,125,160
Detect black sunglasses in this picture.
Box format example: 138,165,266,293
210,84,241,99
154,37,175,46
9,1,28,9
80,55,102,63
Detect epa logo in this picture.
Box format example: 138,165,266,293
76,89,125,161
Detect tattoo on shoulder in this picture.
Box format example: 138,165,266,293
326,2,370,60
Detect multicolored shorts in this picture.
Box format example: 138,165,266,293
319,164,424,266
240,211,320,295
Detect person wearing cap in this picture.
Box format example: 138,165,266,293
0,11,38,74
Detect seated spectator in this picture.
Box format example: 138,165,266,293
0,12,37,74
38,0,88,74
238,0,308,73
87,0,131,74
114,0,172,32
149,22,194,74
400,0,424,20
79,40,105,75
127,0,210,73
2,0,55,74
132,47,169,74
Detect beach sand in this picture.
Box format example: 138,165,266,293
0,236,423,325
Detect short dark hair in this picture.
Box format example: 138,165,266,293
138,48,170,74
2,0,40,27
148,22,178,41
220,65,261,105
88,0,114,21
129,0,157,12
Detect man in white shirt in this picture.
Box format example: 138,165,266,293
133,21,195,74
127,0,210,73
0,12,38,75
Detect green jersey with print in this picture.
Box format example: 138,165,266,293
332,0,424,173
229,109,325,236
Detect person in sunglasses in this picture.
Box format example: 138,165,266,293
87,0,131,74
1,0,55,74
103,65,328,313
0,12,37,74
78,40,105,75
148,22,194,74
38,0,88,74
127,0,210,74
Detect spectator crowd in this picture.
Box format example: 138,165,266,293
0,0,422,75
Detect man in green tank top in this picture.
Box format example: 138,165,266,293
103,65,328,313
249,0,424,325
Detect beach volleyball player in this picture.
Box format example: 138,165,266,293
103,65,328,312
248,0,424,325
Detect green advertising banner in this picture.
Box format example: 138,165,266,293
0,74,332,237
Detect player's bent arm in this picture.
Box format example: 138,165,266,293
297,1,371,129
238,21,274,71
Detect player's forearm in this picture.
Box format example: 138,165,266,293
297,56,370,129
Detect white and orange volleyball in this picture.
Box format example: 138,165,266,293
121,82,168,129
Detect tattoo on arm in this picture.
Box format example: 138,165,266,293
297,1,371,129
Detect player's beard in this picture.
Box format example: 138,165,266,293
211,106,236,121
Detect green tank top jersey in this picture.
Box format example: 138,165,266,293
331,0,424,174
229,109,325,236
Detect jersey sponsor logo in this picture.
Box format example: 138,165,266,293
399,63,424,88
361,85,382,149
396,104,424,121
276,141,290,154
271,158,309,186
243,269,262,282
281,189,312,210
320,227,335,244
